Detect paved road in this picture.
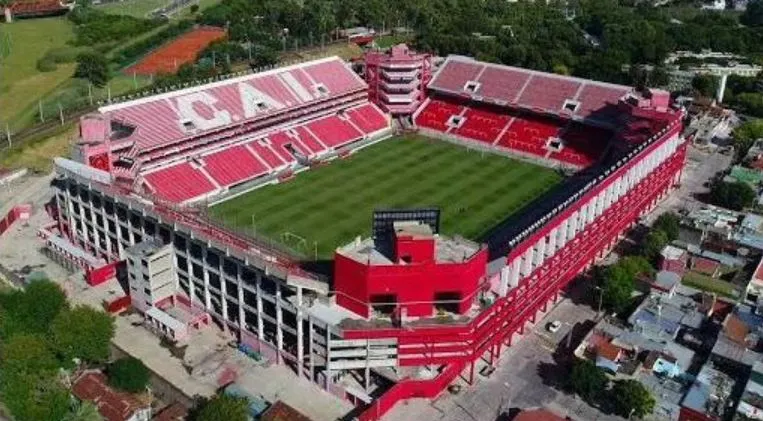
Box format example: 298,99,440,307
383,280,624,421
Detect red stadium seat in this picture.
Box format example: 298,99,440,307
143,163,217,203
202,145,268,186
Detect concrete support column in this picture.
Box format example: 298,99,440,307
185,247,196,303
547,229,557,257
510,259,521,288
557,220,568,249
296,287,304,377
237,266,246,333
202,249,211,310
220,265,228,323
521,248,534,277
567,213,578,241
534,240,546,267
255,272,264,339
276,283,284,357
308,319,315,381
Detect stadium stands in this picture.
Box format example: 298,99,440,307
202,145,268,187
143,163,217,203
75,56,391,205
7,0,71,18
428,56,630,121
414,97,613,166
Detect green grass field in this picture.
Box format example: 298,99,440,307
0,17,75,129
97,0,170,17
209,136,563,259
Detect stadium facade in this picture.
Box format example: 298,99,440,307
46,49,685,420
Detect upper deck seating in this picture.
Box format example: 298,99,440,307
475,67,530,103
517,76,581,112
430,61,484,93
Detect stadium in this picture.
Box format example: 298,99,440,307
46,45,686,420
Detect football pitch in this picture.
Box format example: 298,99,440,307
209,135,563,260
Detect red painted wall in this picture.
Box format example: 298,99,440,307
679,407,718,421
335,248,488,318
394,236,435,263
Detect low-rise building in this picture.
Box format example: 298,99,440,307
662,245,689,275
745,256,763,310
72,371,151,421
712,305,763,369
680,363,737,421
737,361,763,420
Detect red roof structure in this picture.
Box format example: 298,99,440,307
71,371,148,421
260,401,313,421
514,408,568,421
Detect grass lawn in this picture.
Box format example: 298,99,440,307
0,17,75,129
374,34,414,49
682,271,737,299
0,123,75,173
209,135,563,259
96,0,170,17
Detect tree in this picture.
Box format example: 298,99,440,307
106,357,150,393
74,52,109,87
692,74,719,98
600,264,635,314
734,119,763,159
742,0,763,26
1,373,71,421
568,359,609,402
51,306,115,365
653,213,680,242
0,280,68,339
190,394,249,421
610,379,656,418
190,3,199,13
642,229,668,262
710,181,756,211
0,333,59,378
63,401,104,421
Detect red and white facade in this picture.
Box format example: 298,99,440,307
48,54,685,421
364,44,433,115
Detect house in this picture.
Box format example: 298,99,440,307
724,165,763,188
690,256,721,278
680,364,737,421
153,402,187,421
513,408,568,421
712,305,763,368
653,270,682,295
71,371,150,421
737,361,763,420
746,256,763,308
260,400,314,421
661,245,689,275
596,340,624,373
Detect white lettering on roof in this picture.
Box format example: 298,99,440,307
238,82,286,119
174,92,232,131
279,72,314,102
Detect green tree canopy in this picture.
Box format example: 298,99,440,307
611,379,656,418
710,181,757,211
0,333,59,378
600,264,635,314
1,373,71,421
653,213,680,242
742,0,763,26
74,52,110,87
692,74,719,98
642,229,669,262
0,280,69,338
734,119,763,158
63,401,104,421
568,359,610,402
106,357,150,393
190,394,249,421
51,306,115,366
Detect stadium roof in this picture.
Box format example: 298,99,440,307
428,55,633,122
97,56,366,155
